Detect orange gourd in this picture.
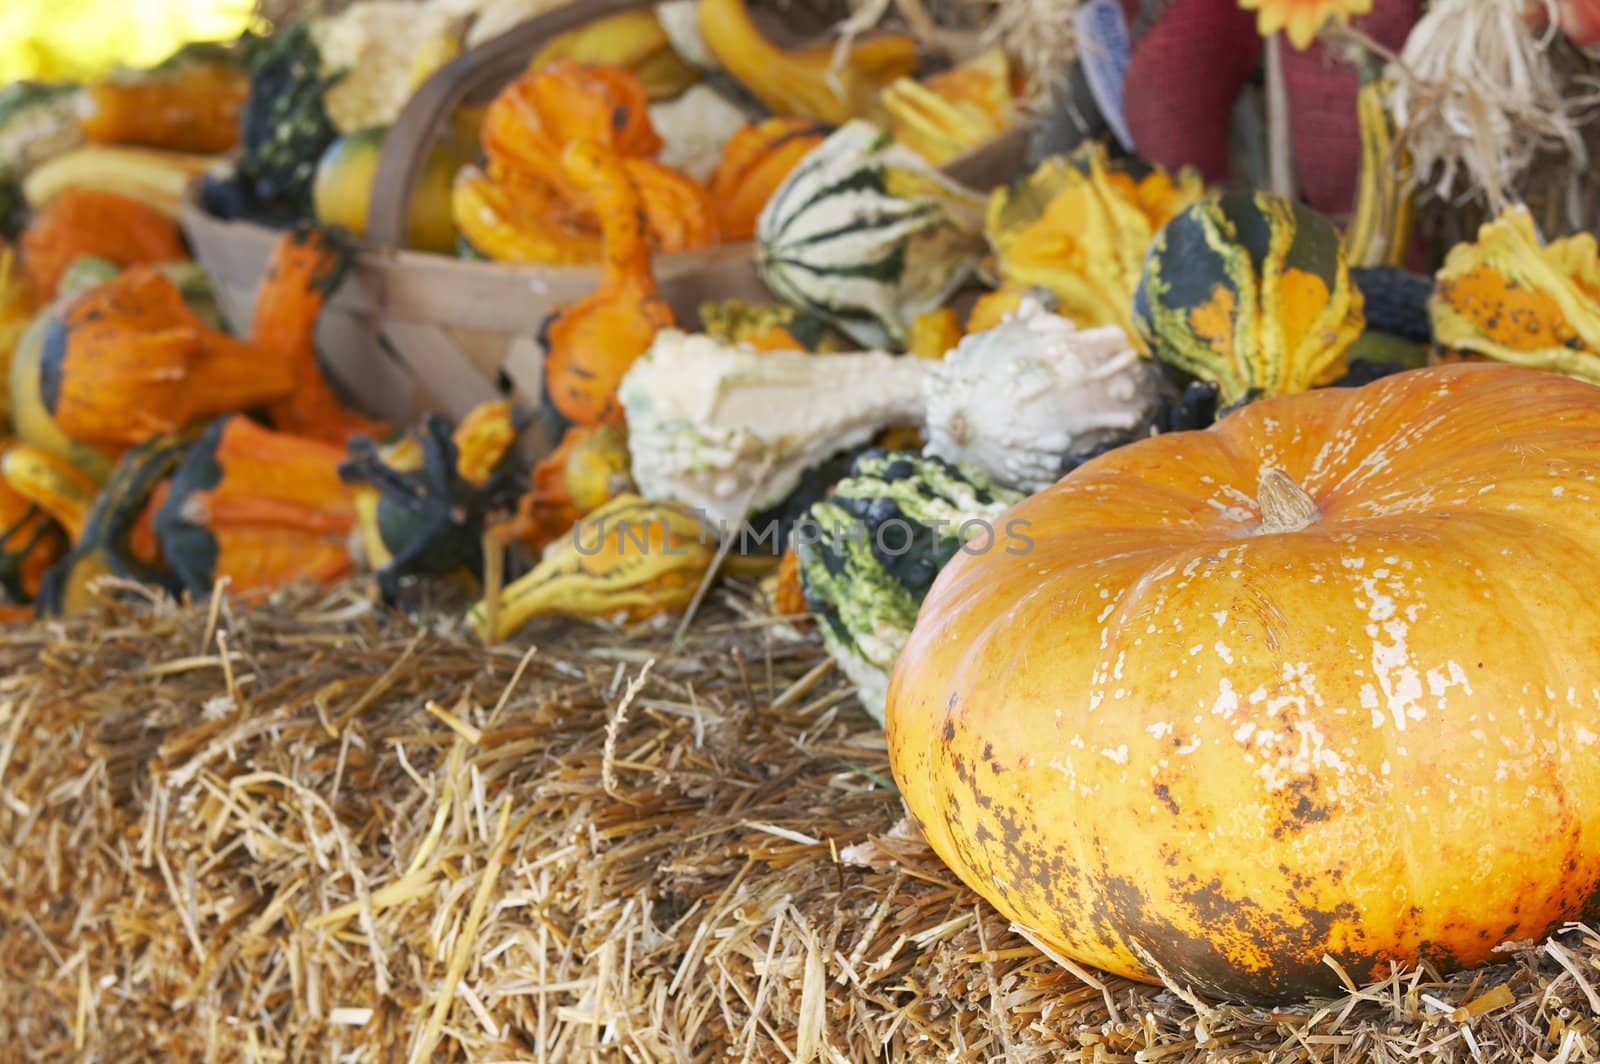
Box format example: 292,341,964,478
619,158,719,254
79,61,247,153
155,414,356,599
42,267,294,450
253,225,386,446
482,60,662,198
541,140,674,429
889,363,1600,1003
707,118,829,241
20,190,189,298
473,62,718,256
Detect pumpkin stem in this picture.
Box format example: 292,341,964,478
1256,467,1319,533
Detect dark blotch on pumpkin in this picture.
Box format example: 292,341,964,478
1093,871,1371,1002
1153,782,1179,816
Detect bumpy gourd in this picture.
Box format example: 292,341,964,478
924,298,1158,492
756,120,987,350
1133,189,1365,406
987,143,1205,348
881,47,1018,165
796,449,1023,722
1429,204,1600,381
618,330,930,526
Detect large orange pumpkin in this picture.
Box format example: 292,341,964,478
888,362,1600,1003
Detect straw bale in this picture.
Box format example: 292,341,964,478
3,582,1600,1060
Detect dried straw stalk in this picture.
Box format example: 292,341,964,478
3,582,1600,1059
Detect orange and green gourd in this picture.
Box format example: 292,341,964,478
1132,188,1365,406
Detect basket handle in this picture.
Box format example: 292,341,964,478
366,0,658,251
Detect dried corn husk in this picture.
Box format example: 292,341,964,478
1387,0,1600,214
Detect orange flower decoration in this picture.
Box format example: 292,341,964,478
1238,0,1373,48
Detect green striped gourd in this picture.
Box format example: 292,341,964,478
755,120,987,351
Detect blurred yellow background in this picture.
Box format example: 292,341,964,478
0,0,255,82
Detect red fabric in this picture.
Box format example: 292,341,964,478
1280,1,1421,216
1120,0,1422,217
1121,0,1260,184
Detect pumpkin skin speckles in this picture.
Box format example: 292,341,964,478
887,363,1600,1003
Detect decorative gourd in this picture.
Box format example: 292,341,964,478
881,47,1019,165
649,84,754,183
470,62,720,256
0,444,98,542
79,54,248,154
481,61,662,202
1351,265,1433,345
20,145,220,221
924,298,1159,493
155,415,356,601
506,423,633,554
987,143,1205,348
706,118,829,242
338,402,529,604
34,266,295,451
540,139,676,431
1132,189,1366,407
0,442,67,604
697,299,849,353
696,0,917,125
19,189,189,298
1428,205,1600,381
452,166,602,265
8,257,226,486
796,450,1023,723
309,3,467,135
770,545,807,616
530,10,700,100
468,492,716,642
35,431,187,616
313,126,467,253
253,225,386,447
0,81,83,183
888,362,1600,1003
617,158,720,254
905,307,963,360
756,120,988,350
0,248,40,428
231,20,341,219
618,330,929,526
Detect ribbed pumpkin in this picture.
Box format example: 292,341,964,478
1133,189,1365,407
888,363,1600,1003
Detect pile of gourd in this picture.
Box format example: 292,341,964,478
188,0,1027,259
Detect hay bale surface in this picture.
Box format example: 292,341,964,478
2,583,1599,1060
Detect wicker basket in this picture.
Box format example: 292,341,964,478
179,0,1029,449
